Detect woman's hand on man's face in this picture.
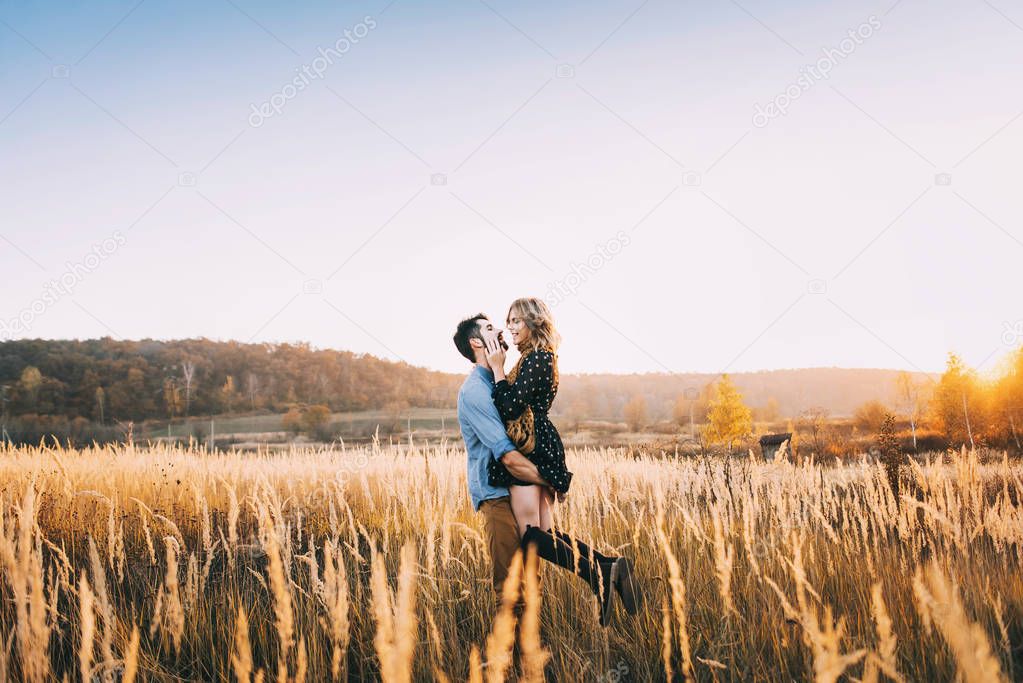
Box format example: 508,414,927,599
484,334,506,373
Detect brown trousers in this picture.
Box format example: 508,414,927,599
479,495,534,597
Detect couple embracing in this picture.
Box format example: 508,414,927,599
453,297,642,626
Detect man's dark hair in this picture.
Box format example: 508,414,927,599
453,313,488,363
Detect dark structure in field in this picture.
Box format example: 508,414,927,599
759,433,792,461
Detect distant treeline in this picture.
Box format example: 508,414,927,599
3,338,1019,455
1,339,935,428
0,338,461,424
552,367,935,423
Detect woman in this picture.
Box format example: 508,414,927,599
485,297,571,536
484,297,638,626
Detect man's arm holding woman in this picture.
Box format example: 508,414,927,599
461,387,550,486
500,450,548,485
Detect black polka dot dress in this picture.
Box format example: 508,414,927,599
487,349,573,493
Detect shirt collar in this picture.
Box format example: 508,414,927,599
473,364,495,384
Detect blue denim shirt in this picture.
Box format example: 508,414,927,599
457,364,517,510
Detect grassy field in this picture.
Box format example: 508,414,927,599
150,408,459,440
143,409,674,450
0,442,1020,681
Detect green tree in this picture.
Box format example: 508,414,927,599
706,375,753,452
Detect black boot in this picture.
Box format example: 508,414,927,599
549,528,640,617
521,525,616,625
549,528,611,564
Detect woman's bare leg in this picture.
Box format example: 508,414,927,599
509,485,542,538
538,487,554,532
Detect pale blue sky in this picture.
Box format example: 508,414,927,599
1,0,1021,374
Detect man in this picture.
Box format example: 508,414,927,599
454,313,548,597
453,313,641,625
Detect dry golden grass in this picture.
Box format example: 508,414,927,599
0,440,1021,681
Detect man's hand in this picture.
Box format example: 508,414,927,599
500,450,548,486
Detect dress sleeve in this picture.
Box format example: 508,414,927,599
493,350,553,421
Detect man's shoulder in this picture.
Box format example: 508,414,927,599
458,369,476,393
459,369,496,416
457,370,481,405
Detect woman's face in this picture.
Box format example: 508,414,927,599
506,311,530,346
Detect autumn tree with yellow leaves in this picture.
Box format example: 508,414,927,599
930,353,985,448
706,374,753,452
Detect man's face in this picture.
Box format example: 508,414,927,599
475,318,507,351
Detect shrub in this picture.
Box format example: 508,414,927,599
877,412,904,502
282,407,303,436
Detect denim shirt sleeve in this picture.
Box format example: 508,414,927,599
462,381,517,460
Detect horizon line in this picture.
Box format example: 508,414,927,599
0,335,947,378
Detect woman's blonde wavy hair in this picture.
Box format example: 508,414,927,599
503,297,560,454
507,297,561,354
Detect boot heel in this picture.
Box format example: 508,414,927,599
614,558,639,616
598,560,620,627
